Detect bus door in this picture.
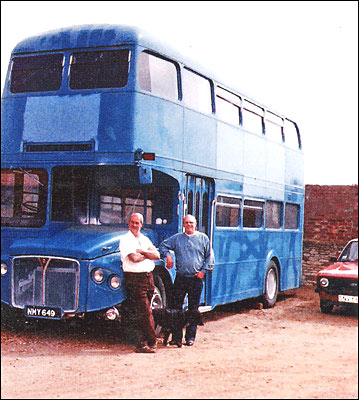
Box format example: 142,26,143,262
185,175,215,305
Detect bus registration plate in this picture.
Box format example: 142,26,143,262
338,295,358,304
25,305,62,319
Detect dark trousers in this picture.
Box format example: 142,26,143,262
124,272,157,347
172,275,203,342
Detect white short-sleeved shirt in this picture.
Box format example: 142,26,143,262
119,231,155,273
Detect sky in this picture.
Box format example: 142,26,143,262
1,1,358,185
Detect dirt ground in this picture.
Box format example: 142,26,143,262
1,286,358,399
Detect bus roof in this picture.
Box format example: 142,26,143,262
12,24,181,58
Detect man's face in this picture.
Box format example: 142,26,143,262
183,215,197,235
129,214,143,236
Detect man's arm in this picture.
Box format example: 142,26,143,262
159,235,178,256
127,252,146,263
136,245,160,261
196,235,214,277
159,236,177,269
203,238,215,272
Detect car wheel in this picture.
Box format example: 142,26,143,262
262,261,279,308
320,299,334,314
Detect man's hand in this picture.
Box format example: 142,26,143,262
166,253,174,269
195,271,205,279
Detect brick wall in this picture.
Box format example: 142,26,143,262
302,185,358,285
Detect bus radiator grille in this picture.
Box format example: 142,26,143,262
12,256,79,312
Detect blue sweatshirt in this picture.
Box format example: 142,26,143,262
159,232,214,277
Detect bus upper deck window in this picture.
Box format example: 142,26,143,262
284,120,301,150
69,49,130,90
182,68,212,115
265,112,283,144
138,52,178,101
242,100,264,135
10,54,64,93
216,86,241,126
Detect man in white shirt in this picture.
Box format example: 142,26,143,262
120,213,160,353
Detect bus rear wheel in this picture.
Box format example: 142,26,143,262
262,261,279,308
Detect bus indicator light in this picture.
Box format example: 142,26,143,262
134,148,155,162
142,152,155,161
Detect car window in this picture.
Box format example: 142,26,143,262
338,241,358,262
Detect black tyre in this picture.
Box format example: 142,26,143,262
152,274,167,310
320,299,334,314
262,261,279,308
152,274,168,336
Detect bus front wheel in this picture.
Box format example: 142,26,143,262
152,274,168,336
262,261,279,308
151,274,167,310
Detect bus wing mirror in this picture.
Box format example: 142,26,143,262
139,166,152,185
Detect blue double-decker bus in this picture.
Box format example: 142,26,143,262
1,25,304,322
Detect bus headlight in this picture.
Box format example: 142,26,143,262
109,275,121,289
1,263,8,276
319,277,329,287
92,269,104,283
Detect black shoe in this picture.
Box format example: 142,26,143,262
135,344,157,353
185,340,194,346
169,340,183,348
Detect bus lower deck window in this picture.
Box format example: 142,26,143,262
216,196,241,227
284,203,300,229
1,168,48,227
265,201,283,229
243,199,264,228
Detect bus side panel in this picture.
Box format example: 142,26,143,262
210,230,265,306
97,92,136,153
216,122,244,176
281,231,303,290
1,97,27,155
265,141,286,201
285,148,304,190
242,133,266,198
133,93,184,164
183,109,217,176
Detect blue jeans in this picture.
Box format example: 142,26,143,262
172,274,203,342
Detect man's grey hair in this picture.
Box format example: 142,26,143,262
130,213,144,224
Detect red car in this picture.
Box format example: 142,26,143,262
315,239,358,313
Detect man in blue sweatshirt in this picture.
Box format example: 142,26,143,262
159,214,214,346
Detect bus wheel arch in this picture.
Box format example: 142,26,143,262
262,258,280,308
